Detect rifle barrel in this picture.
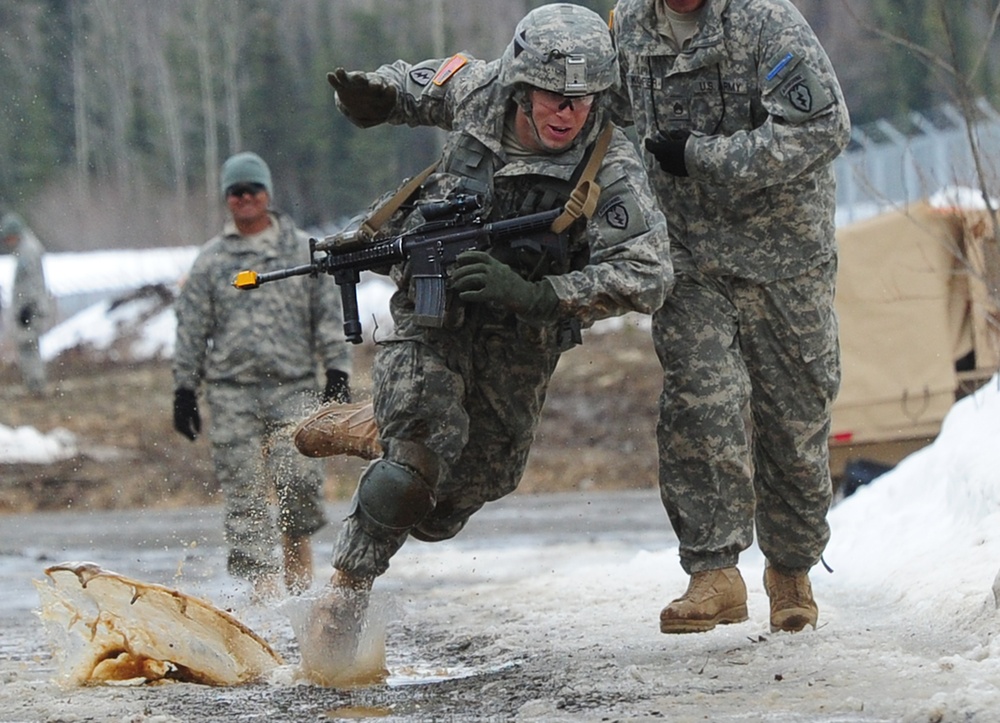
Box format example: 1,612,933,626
255,263,316,284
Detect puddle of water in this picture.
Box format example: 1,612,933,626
386,659,520,687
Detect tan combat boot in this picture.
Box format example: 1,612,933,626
659,567,749,634
763,564,819,632
283,533,313,595
293,400,382,460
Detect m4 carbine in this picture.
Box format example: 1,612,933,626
233,195,567,344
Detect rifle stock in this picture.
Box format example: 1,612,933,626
233,201,566,344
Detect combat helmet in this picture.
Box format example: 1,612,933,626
499,3,619,97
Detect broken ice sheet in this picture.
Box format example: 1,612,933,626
33,561,283,686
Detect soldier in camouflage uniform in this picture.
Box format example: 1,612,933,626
1,212,49,397
611,0,850,633
172,152,353,601
317,4,671,628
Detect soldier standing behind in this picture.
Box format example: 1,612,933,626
172,152,353,602
611,0,851,633
1,212,49,397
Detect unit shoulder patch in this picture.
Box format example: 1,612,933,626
432,54,469,87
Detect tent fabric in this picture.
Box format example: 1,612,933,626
831,202,988,445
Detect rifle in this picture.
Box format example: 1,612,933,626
233,195,568,344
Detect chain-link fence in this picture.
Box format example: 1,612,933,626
835,97,1000,224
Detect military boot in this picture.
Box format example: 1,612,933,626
763,564,819,632
659,567,749,634
293,400,382,460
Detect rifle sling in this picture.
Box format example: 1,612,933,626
550,122,614,234
360,163,438,240
359,121,614,239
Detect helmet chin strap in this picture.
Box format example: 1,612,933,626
512,88,548,151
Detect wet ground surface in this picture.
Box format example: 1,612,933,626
4,489,996,723
0,489,679,723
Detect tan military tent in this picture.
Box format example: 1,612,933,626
829,201,999,475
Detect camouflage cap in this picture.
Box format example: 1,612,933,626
220,152,273,197
499,3,619,96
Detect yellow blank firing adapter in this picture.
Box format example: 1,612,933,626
233,270,260,289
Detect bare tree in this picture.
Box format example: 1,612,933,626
194,0,221,217
220,6,243,157
89,0,135,191
137,5,189,227
842,1,999,221
71,2,90,202
842,0,1000,362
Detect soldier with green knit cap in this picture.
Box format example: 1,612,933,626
1,212,49,397
306,2,672,668
171,151,354,602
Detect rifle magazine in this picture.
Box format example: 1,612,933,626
412,277,447,327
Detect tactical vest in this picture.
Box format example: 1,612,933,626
437,131,592,280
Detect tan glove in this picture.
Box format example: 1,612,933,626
294,400,382,460
326,68,397,128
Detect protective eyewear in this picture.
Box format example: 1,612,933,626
533,89,595,112
226,183,266,198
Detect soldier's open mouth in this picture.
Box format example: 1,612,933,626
545,125,573,142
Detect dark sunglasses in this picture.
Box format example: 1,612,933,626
226,182,266,198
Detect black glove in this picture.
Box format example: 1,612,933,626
322,369,351,404
173,388,201,441
326,68,397,127
18,305,34,328
644,130,691,177
451,251,559,322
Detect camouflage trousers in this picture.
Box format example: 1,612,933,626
206,379,328,580
17,334,46,395
651,258,840,576
333,316,561,579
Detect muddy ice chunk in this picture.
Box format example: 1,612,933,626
282,584,391,687
33,561,283,686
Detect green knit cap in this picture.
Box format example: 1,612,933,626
0,212,25,239
220,152,273,197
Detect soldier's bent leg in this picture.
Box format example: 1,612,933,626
333,456,436,579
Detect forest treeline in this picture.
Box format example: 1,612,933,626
0,0,998,251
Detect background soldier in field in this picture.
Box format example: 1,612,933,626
1,212,50,397
172,152,353,602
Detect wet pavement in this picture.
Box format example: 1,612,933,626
1,489,681,722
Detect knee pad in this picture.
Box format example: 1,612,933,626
410,518,467,543
355,458,436,536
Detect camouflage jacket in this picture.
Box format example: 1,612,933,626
10,228,49,341
341,55,672,328
172,211,351,390
612,0,851,282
